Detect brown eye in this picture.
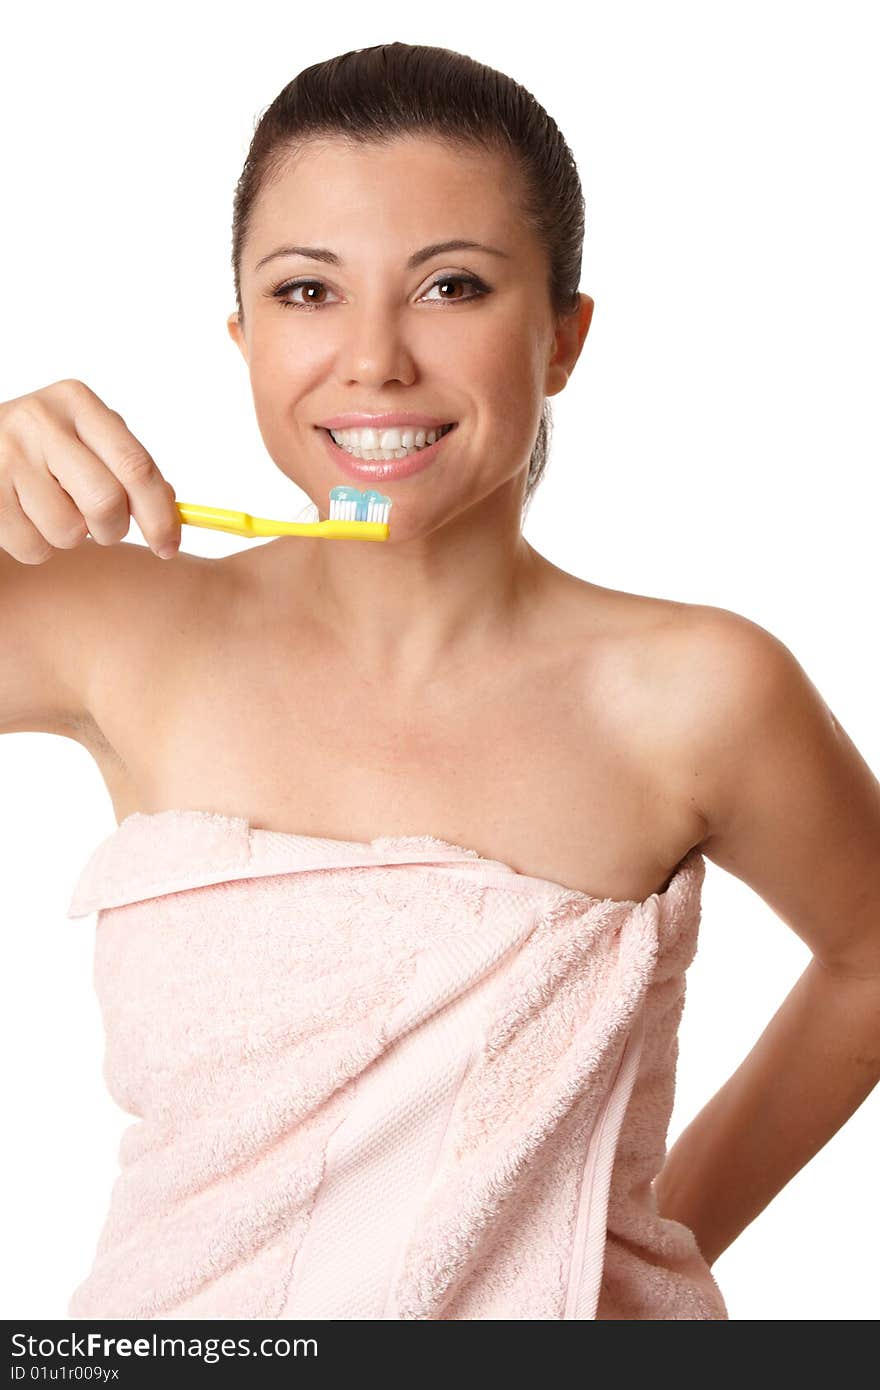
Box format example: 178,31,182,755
422,273,489,304
271,279,335,310
299,283,327,305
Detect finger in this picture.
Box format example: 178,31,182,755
12,460,92,549
66,389,181,556
0,479,56,564
42,426,132,546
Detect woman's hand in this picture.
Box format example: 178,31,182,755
0,378,181,564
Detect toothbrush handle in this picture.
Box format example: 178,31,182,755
175,502,388,541
176,502,278,537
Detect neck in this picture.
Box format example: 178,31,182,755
278,480,546,696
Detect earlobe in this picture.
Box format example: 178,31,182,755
580,293,595,339
226,313,248,362
544,294,594,397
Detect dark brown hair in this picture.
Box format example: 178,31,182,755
231,42,586,518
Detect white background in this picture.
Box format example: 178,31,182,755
1,0,877,1321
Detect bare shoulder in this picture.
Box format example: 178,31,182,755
0,537,159,740
80,532,218,683
4,537,212,745
559,572,803,838
634,596,814,841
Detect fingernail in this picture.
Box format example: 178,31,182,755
157,544,178,559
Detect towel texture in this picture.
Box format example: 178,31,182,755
65,809,727,1320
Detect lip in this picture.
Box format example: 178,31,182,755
318,423,456,482
316,412,454,430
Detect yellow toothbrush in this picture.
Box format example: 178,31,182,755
175,485,391,541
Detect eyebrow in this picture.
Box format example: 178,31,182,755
253,239,510,273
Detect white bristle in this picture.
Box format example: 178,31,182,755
329,498,390,523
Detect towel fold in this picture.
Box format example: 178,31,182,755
65,809,727,1320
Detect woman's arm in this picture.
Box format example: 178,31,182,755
653,953,880,1266
653,610,880,1265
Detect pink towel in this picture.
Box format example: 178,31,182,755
65,809,727,1320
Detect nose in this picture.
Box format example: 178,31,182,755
335,297,417,387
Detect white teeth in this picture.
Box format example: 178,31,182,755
328,422,454,461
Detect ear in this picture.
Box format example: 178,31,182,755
544,293,594,398
227,311,248,363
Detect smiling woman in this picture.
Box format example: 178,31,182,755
226,42,589,525
7,37,877,1326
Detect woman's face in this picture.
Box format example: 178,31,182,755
229,135,592,536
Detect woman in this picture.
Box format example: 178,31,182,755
2,43,878,1321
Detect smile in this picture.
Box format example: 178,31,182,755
328,422,456,460
318,422,457,483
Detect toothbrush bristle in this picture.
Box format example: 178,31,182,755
328,484,392,524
